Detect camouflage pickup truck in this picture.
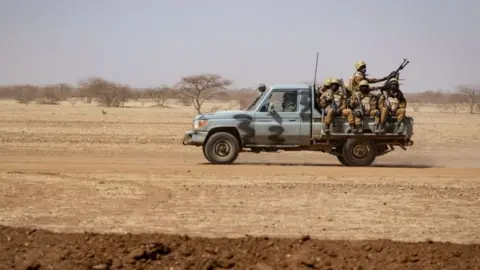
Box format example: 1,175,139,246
182,83,414,166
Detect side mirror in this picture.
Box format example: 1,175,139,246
268,103,276,113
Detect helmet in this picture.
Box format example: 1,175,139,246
330,78,340,85
258,83,266,92
359,80,369,87
323,78,332,87
388,78,399,85
355,61,366,70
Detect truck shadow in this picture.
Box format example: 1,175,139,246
199,162,434,168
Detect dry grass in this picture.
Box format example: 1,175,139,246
1,100,480,244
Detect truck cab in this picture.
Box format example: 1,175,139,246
182,84,414,166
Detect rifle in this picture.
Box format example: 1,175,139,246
385,58,410,83
330,98,338,112
353,92,365,117
381,58,410,109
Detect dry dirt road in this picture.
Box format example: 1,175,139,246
1,100,480,269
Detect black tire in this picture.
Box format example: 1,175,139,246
336,155,349,166
203,132,240,164
342,138,377,167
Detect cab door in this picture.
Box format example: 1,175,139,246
253,89,302,145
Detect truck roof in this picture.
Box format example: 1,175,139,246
270,84,311,90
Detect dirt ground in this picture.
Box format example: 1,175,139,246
1,100,480,269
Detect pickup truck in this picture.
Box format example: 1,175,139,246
182,83,414,166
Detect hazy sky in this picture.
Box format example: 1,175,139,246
1,0,478,92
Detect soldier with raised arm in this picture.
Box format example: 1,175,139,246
349,80,388,133
320,78,356,134
348,61,391,93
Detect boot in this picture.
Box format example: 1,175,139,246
374,123,385,134
354,123,363,133
324,123,331,134
346,124,355,133
394,122,405,134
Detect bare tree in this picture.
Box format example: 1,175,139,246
40,85,61,104
77,77,131,107
177,74,232,113
77,78,97,103
458,85,479,114
58,83,73,100
112,84,132,107
146,85,172,107
15,85,38,104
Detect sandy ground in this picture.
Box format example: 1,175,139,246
1,100,479,242
1,100,480,269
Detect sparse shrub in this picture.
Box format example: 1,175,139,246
458,85,479,114
15,86,38,104
146,86,172,107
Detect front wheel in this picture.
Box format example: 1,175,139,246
342,138,377,166
203,132,240,164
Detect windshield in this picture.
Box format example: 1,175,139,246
246,92,267,111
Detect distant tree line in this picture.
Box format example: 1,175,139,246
0,73,478,114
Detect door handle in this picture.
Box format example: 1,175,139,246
288,119,297,122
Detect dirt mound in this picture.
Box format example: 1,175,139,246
1,226,480,270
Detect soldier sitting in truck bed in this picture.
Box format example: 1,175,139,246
378,78,407,133
349,80,388,133
319,78,356,134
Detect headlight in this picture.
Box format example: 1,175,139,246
193,119,208,129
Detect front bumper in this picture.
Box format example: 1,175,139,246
182,130,208,146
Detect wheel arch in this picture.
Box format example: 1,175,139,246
205,126,242,147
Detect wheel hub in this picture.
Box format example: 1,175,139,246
352,143,368,159
213,140,231,157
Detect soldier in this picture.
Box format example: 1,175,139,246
350,80,388,133
282,91,297,112
318,78,332,94
379,78,407,133
258,83,267,93
320,78,356,134
348,61,390,93
249,83,268,111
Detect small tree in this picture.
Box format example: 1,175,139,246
58,83,73,100
16,85,38,104
146,85,172,107
177,74,232,113
77,77,131,107
44,87,60,104
458,85,479,114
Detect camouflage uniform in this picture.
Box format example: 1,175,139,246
282,92,297,112
319,78,355,133
378,78,407,133
318,78,332,94
349,80,388,133
315,78,331,108
348,61,389,94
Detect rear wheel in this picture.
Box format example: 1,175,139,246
342,138,377,166
203,132,240,164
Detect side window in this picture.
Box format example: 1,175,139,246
259,90,298,112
